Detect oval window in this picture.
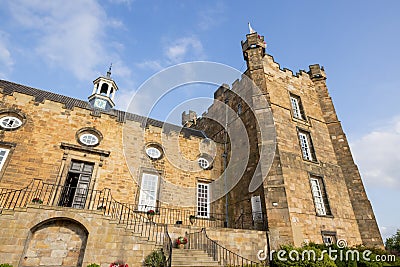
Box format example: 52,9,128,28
198,157,210,169
146,146,162,160
79,133,99,146
0,116,22,129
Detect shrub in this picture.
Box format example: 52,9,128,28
87,264,100,267
0,264,13,267
144,249,165,267
270,243,400,267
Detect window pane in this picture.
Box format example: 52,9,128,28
138,173,158,211
0,148,10,171
197,183,209,217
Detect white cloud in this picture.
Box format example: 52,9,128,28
351,116,400,189
108,0,133,7
137,36,206,72
136,60,164,71
197,2,226,31
0,31,14,78
165,37,205,64
7,0,130,81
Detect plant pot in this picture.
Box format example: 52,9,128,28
178,244,185,249
147,214,154,221
189,217,195,225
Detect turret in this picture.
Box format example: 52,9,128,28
88,65,118,110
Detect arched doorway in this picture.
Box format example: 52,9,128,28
21,218,88,267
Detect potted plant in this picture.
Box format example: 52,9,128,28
109,260,128,267
189,215,196,225
147,209,155,221
31,198,43,204
176,236,187,249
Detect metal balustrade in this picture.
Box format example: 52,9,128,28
0,179,269,266
0,179,172,266
186,228,261,266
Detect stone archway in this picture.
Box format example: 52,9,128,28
21,218,88,267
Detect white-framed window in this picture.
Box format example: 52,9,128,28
79,133,99,146
0,116,22,129
0,148,10,171
197,182,210,218
198,158,210,169
298,131,315,161
290,94,305,120
321,231,336,246
145,146,162,160
138,173,159,212
251,195,263,222
310,177,331,216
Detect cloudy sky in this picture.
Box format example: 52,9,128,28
0,0,399,241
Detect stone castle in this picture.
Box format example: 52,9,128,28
0,30,382,266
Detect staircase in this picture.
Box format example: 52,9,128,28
171,248,220,267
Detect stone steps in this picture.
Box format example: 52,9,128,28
171,249,220,267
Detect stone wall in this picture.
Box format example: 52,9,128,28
0,205,158,267
0,87,224,216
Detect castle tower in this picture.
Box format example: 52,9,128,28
309,64,383,247
88,65,118,110
237,27,383,249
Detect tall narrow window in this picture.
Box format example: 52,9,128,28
290,94,305,120
0,148,10,171
310,176,331,216
298,130,316,161
59,161,94,209
251,195,263,222
197,183,209,218
138,173,159,212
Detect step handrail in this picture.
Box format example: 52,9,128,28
0,179,173,265
186,228,261,267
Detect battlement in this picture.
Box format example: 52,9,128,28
241,32,266,52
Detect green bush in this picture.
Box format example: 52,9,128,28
0,264,13,267
144,249,165,267
270,244,337,267
270,243,399,267
87,264,100,267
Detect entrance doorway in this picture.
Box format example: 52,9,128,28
59,161,94,209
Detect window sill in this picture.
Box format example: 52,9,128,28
302,158,320,165
316,214,334,219
292,117,311,126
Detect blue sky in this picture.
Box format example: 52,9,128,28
0,0,399,241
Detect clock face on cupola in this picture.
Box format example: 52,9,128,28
88,65,118,111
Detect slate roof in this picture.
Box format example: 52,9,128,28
0,79,206,138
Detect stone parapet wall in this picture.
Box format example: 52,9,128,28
0,206,159,267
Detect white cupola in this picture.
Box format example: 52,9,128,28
88,65,118,110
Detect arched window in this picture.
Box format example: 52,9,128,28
100,83,109,95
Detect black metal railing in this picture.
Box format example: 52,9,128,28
233,212,268,231
0,179,173,266
163,225,172,267
186,228,261,266
138,204,226,228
